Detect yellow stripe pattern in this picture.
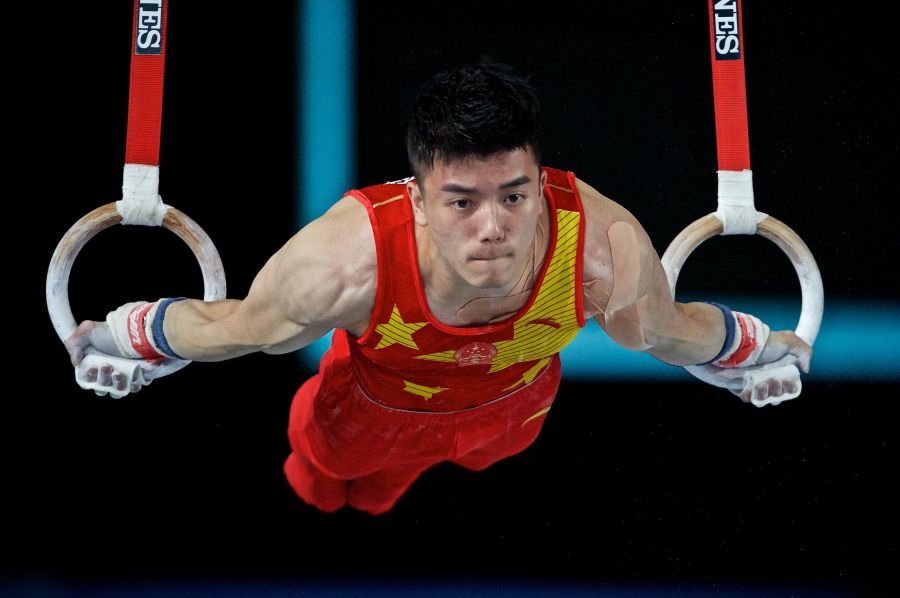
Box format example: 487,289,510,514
416,208,581,372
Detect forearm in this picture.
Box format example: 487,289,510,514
644,301,727,367
162,298,263,362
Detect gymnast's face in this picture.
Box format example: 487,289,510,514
408,146,546,291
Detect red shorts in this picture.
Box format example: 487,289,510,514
283,330,562,515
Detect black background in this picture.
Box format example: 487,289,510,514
10,1,898,595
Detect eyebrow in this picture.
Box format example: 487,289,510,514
440,175,532,194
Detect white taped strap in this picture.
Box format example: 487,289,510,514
118,164,168,226
714,169,766,235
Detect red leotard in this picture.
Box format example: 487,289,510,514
283,167,588,514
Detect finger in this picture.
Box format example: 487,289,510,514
769,378,783,398
112,372,127,392
98,365,112,387
793,348,811,374
70,346,84,367
788,340,812,374
784,378,798,394
83,367,98,383
140,365,156,382
131,380,142,394
755,382,769,403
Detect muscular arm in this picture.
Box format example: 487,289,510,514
577,179,726,366
159,196,376,361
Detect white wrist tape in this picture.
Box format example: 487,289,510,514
106,301,165,360
713,310,770,369
106,298,187,361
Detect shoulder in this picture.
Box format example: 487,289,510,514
281,195,375,270
274,195,377,330
575,178,652,263
574,177,641,234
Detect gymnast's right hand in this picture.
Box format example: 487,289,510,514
64,301,189,398
65,319,138,396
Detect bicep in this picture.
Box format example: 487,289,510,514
588,219,671,352
577,179,724,364
168,196,375,359
237,197,376,353
577,179,668,349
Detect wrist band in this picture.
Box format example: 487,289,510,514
702,302,735,364
151,297,188,359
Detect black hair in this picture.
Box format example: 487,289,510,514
405,58,542,179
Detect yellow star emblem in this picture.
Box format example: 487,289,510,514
375,305,428,350
504,356,552,391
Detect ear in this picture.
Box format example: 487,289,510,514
408,179,428,226
538,168,548,212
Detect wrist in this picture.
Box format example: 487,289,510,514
147,297,188,359
107,297,188,360
703,302,770,368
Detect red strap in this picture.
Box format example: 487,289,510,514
708,0,750,171
125,0,168,166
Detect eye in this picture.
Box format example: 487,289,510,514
506,193,525,204
450,199,473,209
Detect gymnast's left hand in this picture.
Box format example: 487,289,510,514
684,329,812,405
730,329,812,403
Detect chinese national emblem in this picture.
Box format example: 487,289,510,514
454,342,497,366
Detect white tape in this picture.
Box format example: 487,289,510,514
118,164,168,226
684,354,804,407
74,348,190,399
744,364,802,407
714,169,767,235
75,351,149,399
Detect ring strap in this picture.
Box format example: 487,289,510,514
120,0,169,226
708,0,750,172
126,0,168,167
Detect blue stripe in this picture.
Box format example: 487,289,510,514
297,0,355,229
152,297,188,360
702,301,735,364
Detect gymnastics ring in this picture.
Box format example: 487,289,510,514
46,202,226,398
660,213,824,406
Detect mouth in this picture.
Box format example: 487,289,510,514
469,253,512,262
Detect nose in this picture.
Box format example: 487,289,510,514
478,203,506,242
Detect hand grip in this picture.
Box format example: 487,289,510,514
75,349,148,399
